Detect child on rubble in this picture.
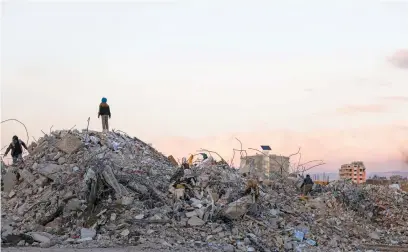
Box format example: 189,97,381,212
98,97,111,133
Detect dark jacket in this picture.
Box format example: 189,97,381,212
98,103,111,117
301,177,314,188
5,140,27,157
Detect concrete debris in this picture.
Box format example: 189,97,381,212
135,214,144,220
120,229,130,237
55,134,83,154
1,128,408,251
2,171,17,193
37,163,63,181
80,228,96,239
188,216,205,226
28,232,52,243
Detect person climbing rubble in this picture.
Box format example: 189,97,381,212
98,97,111,133
170,160,197,200
181,157,190,169
300,174,314,195
3,135,28,165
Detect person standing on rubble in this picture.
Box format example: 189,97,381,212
98,97,111,133
4,135,28,164
300,174,314,196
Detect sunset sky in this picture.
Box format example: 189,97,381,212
1,1,408,172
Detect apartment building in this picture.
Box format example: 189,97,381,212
339,161,366,184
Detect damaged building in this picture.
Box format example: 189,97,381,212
239,146,290,177
339,161,367,184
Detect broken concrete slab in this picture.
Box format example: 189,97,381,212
80,228,96,239
37,163,63,181
65,199,81,211
20,169,36,186
28,232,52,244
369,231,381,240
185,211,198,218
188,216,205,226
55,134,82,154
35,175,49,187
121,196,134,206
8,190,16,198
57,157,66,165
222,195,254,220
120,229,130,237
102,165,128,198
3,171,17,192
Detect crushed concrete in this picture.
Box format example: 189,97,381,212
1,128,408,251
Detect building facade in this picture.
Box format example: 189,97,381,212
339,161,366,184
240,154,290,178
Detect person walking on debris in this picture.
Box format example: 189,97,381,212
300,174,314,196
4,135,28,164
98,97,111,133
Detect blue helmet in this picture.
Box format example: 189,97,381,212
101,97,107,103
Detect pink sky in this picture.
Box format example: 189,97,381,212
152,123,408,172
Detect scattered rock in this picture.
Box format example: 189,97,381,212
223,244,235,252
28,232,52,244
135,214,144,220
369,231,381,240
8,190,16,198
80,228,96,239
120,229,130,237
185,211,198,218
121,196,134,206
57,157,66,165
35,176,48,186
188,216,205,226
65,199,81,211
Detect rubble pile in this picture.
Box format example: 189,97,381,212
1,128,408,251
1,129,177,248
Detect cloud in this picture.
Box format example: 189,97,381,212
389,49,408,69
335,104,388,115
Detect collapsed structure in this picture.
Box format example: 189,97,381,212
1,129,408,251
